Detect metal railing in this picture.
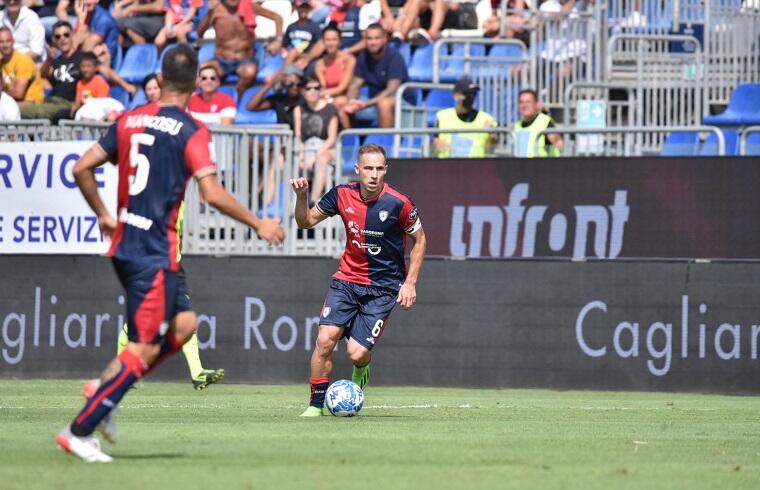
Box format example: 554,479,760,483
739,126,760,156
0,119,51,141
537,125,726,157
431,38,529,128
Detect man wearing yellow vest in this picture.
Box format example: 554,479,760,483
433,77,497,158
514,88,563,157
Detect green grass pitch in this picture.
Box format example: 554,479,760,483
1,380,758,490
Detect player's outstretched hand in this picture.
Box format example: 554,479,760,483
290,177,309,196
256,218,285,246
98,213,117,239
397,282,417,309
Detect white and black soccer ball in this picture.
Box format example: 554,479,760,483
325,379,364,417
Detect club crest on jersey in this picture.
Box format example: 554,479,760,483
379,210,388,222
322,306,331,318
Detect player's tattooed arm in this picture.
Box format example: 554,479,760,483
397,227,426,309
290,178,330,229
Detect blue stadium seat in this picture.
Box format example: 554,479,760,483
340,134,360,174
118,44,158,83
258,184,285,218
703,83,760,126
363,134,396,155
660,132,699,156
424,89,455,126
473,43,523,78
408,44,434,82
235,86,277,124
746,132,760,156
353,85,378,127
439,43,486,83
198,42,215,64
129,89,148,109
156,43,177,72
217,85,238,104
698,129,739,156
394,41,411,66
397,136,424,158
113,44,123,71
256,52,285,83
109,86,130,107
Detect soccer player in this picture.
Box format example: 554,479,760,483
57,44,285,463
290,143,426,417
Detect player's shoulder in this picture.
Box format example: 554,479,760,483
383,183,415,206
333,181,360,194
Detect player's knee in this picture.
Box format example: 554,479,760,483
347,346,370,366
315,332,338,355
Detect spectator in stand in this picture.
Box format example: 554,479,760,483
67,50,107,114
29,0,62,39
390,0,480,45
433,77,497,158
482,0,531,46
20,20,81,120
293,77,338,205
513,88,562,157
0,0,45,61
142,72,161,101
246,64,304,206
0,27,44,104
328,0,363,54
153,0,203,51
0,76,21,121
114,0,166,47
246,63,304,128
342,22,411,128
283,0,324,71
187,64,236,125
314,24,354,127
59,0,119,64
197,0,283,98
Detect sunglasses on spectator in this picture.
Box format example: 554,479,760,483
54,32,71,39
304,86,320,91
200,75,217,81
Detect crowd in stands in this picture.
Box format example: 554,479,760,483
0,0,582,163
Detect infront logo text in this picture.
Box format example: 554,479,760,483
449,183,629,258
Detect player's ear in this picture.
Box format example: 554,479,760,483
157,73,164,87
354,163,359,175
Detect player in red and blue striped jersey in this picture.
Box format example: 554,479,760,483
291,143,427,416
56,44,285,463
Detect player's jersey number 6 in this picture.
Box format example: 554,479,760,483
129,133,155,196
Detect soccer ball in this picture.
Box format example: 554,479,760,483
325,379,364,417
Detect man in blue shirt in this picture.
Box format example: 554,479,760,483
62,0,119,64
342,22,410,128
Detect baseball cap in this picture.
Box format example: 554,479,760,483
453,77,479,94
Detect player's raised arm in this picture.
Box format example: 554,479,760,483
290,177,330,229
397,226,426,309
197,173,284,246
73,144,117,238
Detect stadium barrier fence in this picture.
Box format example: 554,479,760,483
739,125,760,156
536,125,726,157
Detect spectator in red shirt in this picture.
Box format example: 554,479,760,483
187,65,236,125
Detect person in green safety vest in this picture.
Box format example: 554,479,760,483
433,77,497,158
514,89,563,157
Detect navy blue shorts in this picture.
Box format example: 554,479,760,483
320,279,397,350
112,259,192,344
213,55,258,80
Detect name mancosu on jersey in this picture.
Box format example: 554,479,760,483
124,115,184,135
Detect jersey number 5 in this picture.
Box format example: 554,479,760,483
129,133,155,196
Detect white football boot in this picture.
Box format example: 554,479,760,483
56,428,113,463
